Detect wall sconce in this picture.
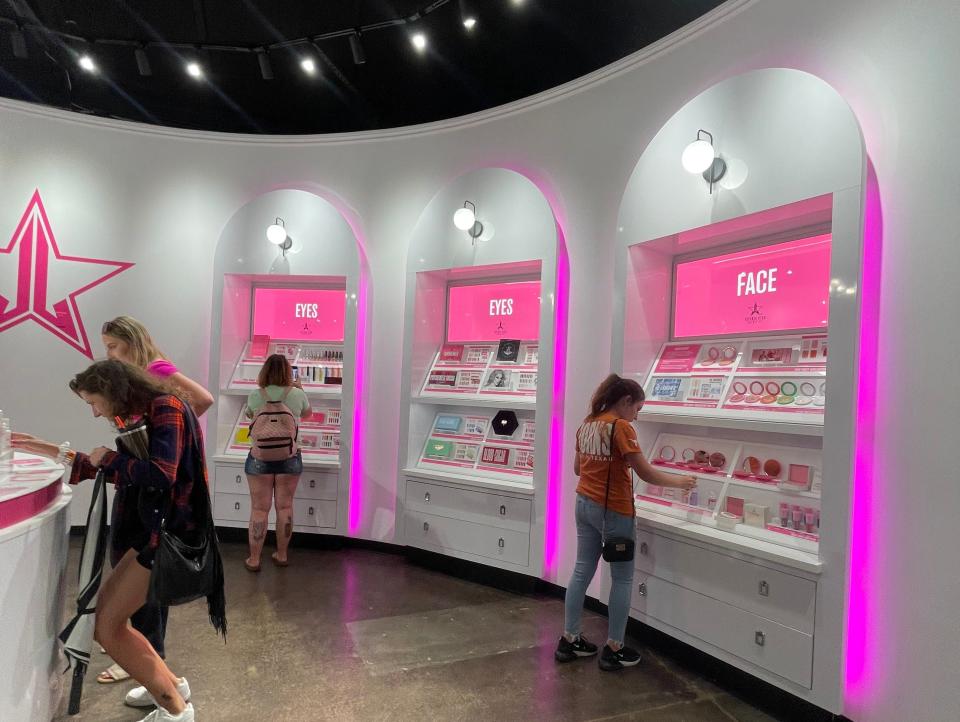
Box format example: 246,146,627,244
682,129,726,194
266,217,293,255
453,200,492,245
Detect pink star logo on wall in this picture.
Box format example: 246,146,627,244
0,190,133,358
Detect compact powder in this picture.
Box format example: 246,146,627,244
742,456,761,475
800,382,817,397
681,448,696,463
657,445,676,462
776,395,794,405
788,464,810,484
745,394,761,403
749,381,765,395
732,381,748,395
694,449,710,465
760,394,778,404
765,381,781,395
818,381,827,396
728,394,746,403
813,396,826,407
780,381,798,396
794,396,814,406
718,346,737,365
708,347,721,360
709,451,726,468
763,459,782,477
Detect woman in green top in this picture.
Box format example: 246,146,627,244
243,354,313,571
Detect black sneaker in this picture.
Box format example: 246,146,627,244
598,644,642,671
554,634,599,662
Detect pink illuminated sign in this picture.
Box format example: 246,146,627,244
673,234,832,338
252,287,345,342
446,281,541,342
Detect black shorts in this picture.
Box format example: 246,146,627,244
244,450,303,476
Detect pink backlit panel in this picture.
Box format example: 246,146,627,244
252,287,345,342
446,280,541,342
673,234,832,338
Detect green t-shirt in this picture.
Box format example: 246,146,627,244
246,386,311,419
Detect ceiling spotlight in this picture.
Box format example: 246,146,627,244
78,54,96,73
349,32,366,65
11,27,28,59
257,50,273,80
411,33,427,52
266,218,288,245
300,57,317,75
681,129,726,194
186,61,203,79
463,17,477,29
135,46,152,76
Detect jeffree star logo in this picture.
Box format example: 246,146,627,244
0,190,133,358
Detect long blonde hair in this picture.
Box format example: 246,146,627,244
101,315,166,369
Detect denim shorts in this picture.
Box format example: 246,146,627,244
244,450,303,476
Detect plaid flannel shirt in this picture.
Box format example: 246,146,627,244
70,394,208,554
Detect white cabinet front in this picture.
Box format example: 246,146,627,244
404,510,530,567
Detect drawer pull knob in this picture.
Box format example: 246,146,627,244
234,502,240,511
755,631,765,647
499,505,506,516
308,506,315,516
640,542,648,556
498,537,505,548
235,475,241,484
758,580,770,597
424,492,431,502
638,582,647,597
310,480,316,488
423,521,430,532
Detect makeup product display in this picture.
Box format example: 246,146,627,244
417,410,536,479
225,400,342,461
420,340,539,399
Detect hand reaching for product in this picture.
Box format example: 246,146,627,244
11,432,59,459
667,474,698,491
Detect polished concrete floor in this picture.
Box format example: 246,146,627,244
55,538,780,722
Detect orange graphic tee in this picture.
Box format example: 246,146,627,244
575,412,640,517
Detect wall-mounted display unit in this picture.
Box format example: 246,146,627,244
395,168,564,578
611,70,870,715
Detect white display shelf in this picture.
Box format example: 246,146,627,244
402,467,535,495
646,466,821,501
634,504,823,574
413,395,536,411
224,382,342,398
638,410,824,437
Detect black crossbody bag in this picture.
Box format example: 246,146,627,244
601,419,635,563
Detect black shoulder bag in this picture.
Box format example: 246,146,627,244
601,419,636,563
146,408,227,639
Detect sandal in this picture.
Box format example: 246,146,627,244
271,553,288,567
96,662,130,684
244,559,261,572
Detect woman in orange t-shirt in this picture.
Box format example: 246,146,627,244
555,374,696,671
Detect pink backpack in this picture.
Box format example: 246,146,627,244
249,387,299,461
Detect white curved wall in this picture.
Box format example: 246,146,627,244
0,1,958,719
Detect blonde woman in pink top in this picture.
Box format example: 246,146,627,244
93,316,213,709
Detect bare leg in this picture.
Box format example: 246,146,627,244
273,473,300,563
246,473,274,567
95,550,184,714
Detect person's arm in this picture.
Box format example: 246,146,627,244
168,371,214,417
244,390,260,419
573,449,581,477
297,389,313,420
97,399,187,491
12,432,105,484
624,452,696,490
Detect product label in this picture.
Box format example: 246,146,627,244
654,344,701,374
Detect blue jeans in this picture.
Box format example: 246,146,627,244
563,494,636,645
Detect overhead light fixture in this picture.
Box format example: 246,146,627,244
185,61,203,79
681,129,726,194
10,27,28,59
257,50,273,80
411,33,427,52
349,32,366,65
78,54,96,73
463,16,477,30
135,46,152,76
267,218,293,255
300,57,317,75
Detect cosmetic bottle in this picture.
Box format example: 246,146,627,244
791,506,803,531
804,509,816,534
779,502,790,528
688,488,699,507
707,492,717,511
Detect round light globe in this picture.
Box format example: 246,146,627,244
453,207,476,231
681,139,716,174
266,223,287,245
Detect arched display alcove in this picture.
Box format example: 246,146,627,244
610,68,872,716
394,167,568,579
208,188,369,538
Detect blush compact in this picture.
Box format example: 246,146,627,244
760,394,778,404
708,451,726,468
728,381,748,403
657,445,676,462
717,345,738,365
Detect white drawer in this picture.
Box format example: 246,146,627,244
213,463,247,494
633,574,813,688
213,492,252,523
404,510,530,567
634,529,816,634
405,479,532,532
292,498,337,529
294,472,338,501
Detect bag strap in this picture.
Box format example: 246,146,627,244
601,419,618,542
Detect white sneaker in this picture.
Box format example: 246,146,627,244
137,702,194,721
126,678,191,708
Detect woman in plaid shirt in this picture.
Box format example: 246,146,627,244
15,360,213,722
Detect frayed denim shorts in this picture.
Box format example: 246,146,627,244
244,450,303,476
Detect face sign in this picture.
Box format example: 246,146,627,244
78,390,112,419
102,334,130,362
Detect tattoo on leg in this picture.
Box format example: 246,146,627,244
284,521,292,539
161,693,173,702
252,521,266,542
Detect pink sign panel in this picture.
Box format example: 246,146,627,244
673,234,832,338
654,344,702,374
252,287,346,342
447,281,541,343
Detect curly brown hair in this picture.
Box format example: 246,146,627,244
69,359,171,419
257,353,293,388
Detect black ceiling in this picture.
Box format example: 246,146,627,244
0,1,725,134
